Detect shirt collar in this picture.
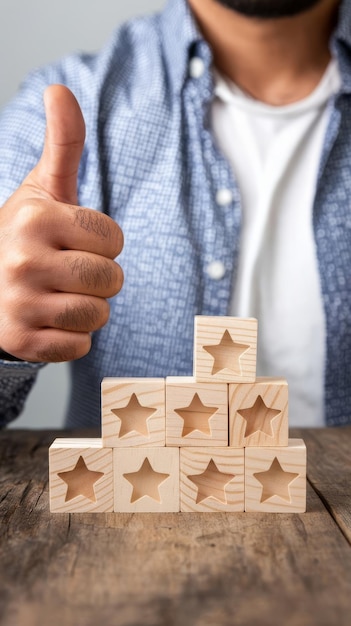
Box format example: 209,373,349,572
160,0,351,96
332,0,351,94
159,0,212,94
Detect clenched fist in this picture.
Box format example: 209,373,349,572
0,85,123,362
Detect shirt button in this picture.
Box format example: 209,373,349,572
206,261,226,280
189,57,205,79
216,188,233,206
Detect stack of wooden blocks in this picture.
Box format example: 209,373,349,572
49,316,307,513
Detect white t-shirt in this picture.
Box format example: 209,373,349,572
211,60,341,426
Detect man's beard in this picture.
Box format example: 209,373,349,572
215,0,322,18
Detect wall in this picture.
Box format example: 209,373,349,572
2,0,165,428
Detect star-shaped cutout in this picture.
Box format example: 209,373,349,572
188,459,235,504
123,457,170,503
174,393,218,437
58,456,104,502
203,330,250,376
111,393,157,438
237,395,281,438
254,457,299,503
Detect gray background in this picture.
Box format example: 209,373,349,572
1,0,165,428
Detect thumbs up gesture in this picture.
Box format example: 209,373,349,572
0,85,123,362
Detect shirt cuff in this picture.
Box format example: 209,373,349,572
0,359,46,427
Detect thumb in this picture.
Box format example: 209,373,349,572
30,84,85,205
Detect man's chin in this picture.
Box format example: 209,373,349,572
214,0,322,19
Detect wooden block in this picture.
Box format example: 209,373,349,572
229,377,289,447
166,376,228,447
101,378,165,448
194,316,257,383
245,439,307,513
180,447,244,512
114,448,179,512
49,439,113,513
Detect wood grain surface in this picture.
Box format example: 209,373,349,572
229,377,289,447
1,426,351,626
101,378,166,448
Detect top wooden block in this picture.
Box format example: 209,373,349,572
194,316,258,383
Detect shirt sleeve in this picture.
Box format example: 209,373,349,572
0,359,45,428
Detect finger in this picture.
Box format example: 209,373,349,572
27,85,85,204
31,329,92,363
22,293,111,334
51,251,124,298
13,197,123,260
56,204,124,259
52,296,110,333
1,328,92,363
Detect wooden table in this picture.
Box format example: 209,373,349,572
1,427,350,626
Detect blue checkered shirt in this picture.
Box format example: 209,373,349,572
0,0,350,427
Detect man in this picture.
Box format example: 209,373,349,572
0,0,349,428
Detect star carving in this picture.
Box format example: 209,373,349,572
188,459,235,504
174,393,218,437
58,456,104,502
111,393,157,438
237,395,281,438
123,457,170,503
203,330,250,376
254,457,299,503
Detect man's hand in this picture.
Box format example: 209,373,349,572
0,85,123,362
